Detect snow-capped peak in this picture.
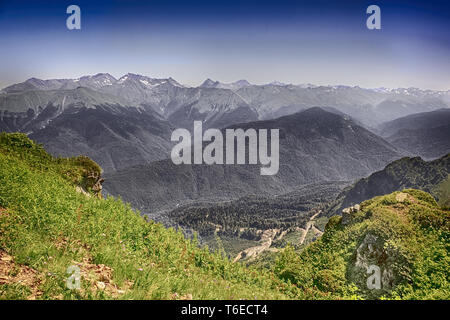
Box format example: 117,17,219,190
116,73,183,88
267,81,288,86
200,79,251,90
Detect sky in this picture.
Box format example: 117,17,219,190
0,0,449,90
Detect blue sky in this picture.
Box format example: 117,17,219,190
0,0,449,90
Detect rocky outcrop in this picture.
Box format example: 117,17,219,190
87,172,105,198
76,171,105,198
341,204,360,225
349,233,398,299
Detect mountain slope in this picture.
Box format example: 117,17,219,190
167,181,348,238
378,108,450,137
0,86,129,115
0,83,259,171
3,75,449,130
379,109,450,159
237,85,450,126
330,154,450,214
28,105,174,172
0,74,259,135
104,107,402,212
164,86,258,129
275,189,450,299
2,73,118,93
200,78,251,90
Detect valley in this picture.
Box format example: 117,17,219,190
1,133,447,299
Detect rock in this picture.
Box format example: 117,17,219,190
395,192,408,202
349,233,397,298
87,171,105,198
0,256,12,262
96,281,106,290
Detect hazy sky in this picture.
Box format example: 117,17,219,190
0,0,449,90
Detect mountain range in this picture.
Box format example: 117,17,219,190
1,73,449,229
2,73,449,130
28,105,174,172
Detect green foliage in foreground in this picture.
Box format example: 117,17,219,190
434,175,450,209
274,189,450,300
0,134,295,300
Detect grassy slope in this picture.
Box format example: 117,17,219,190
0,133,295,300
274,189,450,299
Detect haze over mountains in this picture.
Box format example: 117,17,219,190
200,78,252,90
2,73,449,128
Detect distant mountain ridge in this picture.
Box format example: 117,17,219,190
200,78,252,90
1,73,258,131
1,73,183,94
2,74,449,130
1,74,447,178
378,109,450,160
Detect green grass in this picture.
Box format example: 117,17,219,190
0,133,297,300
0,283,32,300
0,132,102,192
273,189,450,299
